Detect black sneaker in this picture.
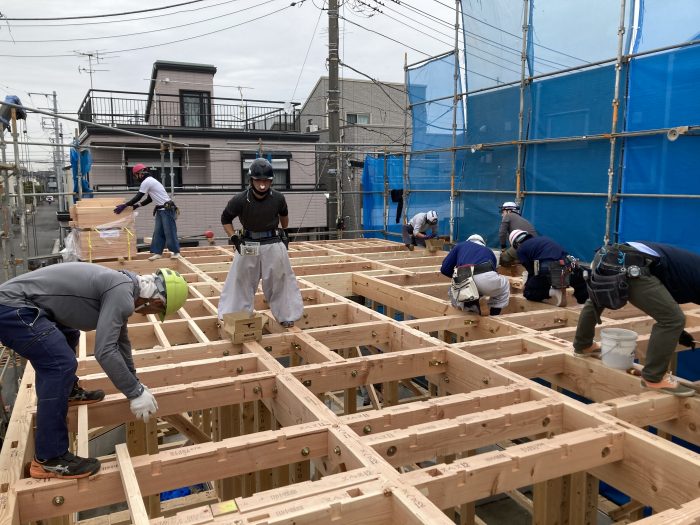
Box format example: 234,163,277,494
68,382,105,406
30,451,101,479
280,321,295,328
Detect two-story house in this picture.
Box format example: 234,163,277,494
299,77,410,235
77,60,326,241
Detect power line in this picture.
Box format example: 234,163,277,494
0,0,214,21
5,0,242,27
290,0,325,101
0,1,297,58
0,0,278,43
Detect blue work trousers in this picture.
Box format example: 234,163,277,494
150,208,180,255
0,304,79,460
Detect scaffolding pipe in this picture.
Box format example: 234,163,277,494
51,92,66,248
336,143,343,240
448,0,460,243
168,138,175,197
383,151,389,238
402,53,410,225
0,133,14,281
515,0,530,205
10,110,28,273
604,0,628,245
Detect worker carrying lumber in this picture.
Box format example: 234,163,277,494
402,210,438,251
114,163,181,261
498,201,538,266
0,263,188,479
440,234,510,315
218,158,303,328
509,229,588,307
574,242,700,397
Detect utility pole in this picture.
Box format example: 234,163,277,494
326,0,340,236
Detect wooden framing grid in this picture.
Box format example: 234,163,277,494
3,239,700,524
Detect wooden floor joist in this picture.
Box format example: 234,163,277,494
3,239,700,524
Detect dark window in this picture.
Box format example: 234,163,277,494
180,90,211,128
126,152,183,189
346,113,370,125
240,154,291,190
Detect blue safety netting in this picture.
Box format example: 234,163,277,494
361,154,405,240
362,0,700,261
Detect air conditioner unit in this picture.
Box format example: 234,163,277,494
306,124,319,132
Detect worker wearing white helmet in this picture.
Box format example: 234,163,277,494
402,210,439,250
498,201,538,266
440,233,510,315
509,229,588,307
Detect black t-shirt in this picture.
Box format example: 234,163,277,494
220,188,288,232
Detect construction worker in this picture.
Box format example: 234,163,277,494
114,163,181,261
574,242,700,397
402,210,438,250
218,158,303,328
440,234,510,315
498,202,538,266
509,229,588,307
0,263,188,479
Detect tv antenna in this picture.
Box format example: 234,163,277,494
75,50,110,90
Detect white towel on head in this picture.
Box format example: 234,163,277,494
138,275,165,302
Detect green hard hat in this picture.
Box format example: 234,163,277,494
155,267,188,321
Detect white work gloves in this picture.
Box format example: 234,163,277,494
129,385,158,422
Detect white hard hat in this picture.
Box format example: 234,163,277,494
509,229,529,247
501,201,519,212
426,210,438,223
467,234,485,246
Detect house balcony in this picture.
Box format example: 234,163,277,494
77,90,301,133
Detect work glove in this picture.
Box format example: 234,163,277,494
229,234,241,254
129,385,158,422
113,203,128,215
679,330,696,349
280,228,290,250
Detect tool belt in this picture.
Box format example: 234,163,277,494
534,256,577,289
461,261,495,276
451,265,480,303
586,244,655,310
154,200,179,217
242,229,281,245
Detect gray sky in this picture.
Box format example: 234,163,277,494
0,0,455,168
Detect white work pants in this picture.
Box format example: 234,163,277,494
218,242,304,323
448,271,510,310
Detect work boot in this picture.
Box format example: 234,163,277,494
68,382,105,406
30,451,101,479
574,342,601,358
148,253,162,261
548,288,567,307
641,372,695,397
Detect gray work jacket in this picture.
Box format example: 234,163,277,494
0,262,143,399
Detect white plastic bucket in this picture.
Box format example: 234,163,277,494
600,328,637,370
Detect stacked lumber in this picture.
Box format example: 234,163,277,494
70,198,136,261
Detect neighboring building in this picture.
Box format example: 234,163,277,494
77,61,325,240
300,76,410,236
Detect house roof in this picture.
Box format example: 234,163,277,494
146,61,218,119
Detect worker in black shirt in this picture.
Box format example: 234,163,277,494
574,241,700,397
218,159,303,328
498,202,538,266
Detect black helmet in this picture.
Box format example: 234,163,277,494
249,158,274,180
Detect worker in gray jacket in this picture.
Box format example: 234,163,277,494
0,263,188,479
498,201,538,266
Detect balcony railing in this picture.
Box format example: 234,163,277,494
78,90,301,133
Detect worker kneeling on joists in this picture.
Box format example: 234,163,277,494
0,263,188,479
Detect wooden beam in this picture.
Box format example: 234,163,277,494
114,444,150,524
